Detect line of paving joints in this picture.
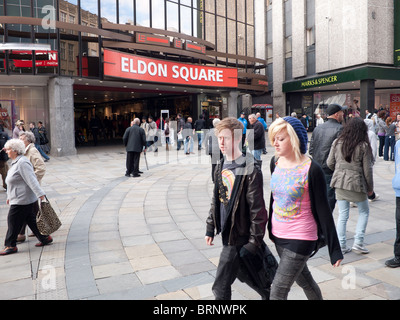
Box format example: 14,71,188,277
64,176,126,300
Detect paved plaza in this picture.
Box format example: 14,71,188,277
0,138,399,300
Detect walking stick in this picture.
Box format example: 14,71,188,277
143,150,149,170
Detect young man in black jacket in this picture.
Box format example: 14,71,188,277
205,117,268,300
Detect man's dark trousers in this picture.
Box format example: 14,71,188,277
126,151,141,175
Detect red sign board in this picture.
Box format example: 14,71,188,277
103,49,238,88
136,33,170,47
390,94,400,118
12,50,58,68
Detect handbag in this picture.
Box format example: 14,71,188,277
237,241,278,300
36,196,62,235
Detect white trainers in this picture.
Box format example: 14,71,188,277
341,246,352,254
352,244,369,254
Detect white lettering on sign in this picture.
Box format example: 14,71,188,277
122,56,226,83
105,50,238,87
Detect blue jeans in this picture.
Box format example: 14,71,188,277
35,144,50,160
384,135,395,161
196,132,204,149
251,149,262,160
337,199,369,248
184,136,193,153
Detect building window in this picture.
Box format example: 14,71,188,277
60,41,66,60
68,43,74,62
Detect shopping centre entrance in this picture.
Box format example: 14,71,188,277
72,78,223,146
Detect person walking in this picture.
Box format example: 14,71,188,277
237,112,247,151
37,121,50,154
205,117,268,300
0,139,51,256
183,117,194,155
247,114,265,161
29,122,50,162
327,117,374,254
164,118,171,151
176,114,185,151
12,120,25,139
194,114,206,150
0,127,10,190
267,117,342,300
386,138,400,268
384,117,396,161
123,118,146,178
309,103,347,211
376,110,388,158
17,131,47,243
205,118,222,182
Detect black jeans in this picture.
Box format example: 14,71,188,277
212,245,241,300
5,202,48,247
395,198,400,257
270,245,322,300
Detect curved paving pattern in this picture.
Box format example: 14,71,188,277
0,141,400,300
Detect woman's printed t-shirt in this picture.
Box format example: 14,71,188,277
270,158,318,242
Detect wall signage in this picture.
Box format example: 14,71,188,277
300,75,339,89
103,49,238,88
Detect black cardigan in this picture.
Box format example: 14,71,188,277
268,157,343,265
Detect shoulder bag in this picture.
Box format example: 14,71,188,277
36,196,62,235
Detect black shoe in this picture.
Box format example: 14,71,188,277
138,171,144,174
385,256,400,268
132,174,141,177
125,173,131,177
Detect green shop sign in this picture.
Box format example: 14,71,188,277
300,75,339,88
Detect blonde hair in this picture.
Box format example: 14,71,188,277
268,118,302,161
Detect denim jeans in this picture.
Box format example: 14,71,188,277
197,132,204,148
184,136,193,153
35,143,50,160
384,135,395,161
337,199,369,247
251,149,262,160
212,245,241,300
270,245,322,300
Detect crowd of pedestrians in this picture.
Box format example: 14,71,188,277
204,103,400,301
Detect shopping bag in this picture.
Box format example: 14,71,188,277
36,196,62,235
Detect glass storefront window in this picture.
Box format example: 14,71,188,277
180,5,192,36
101,1,116,23
152,0,165,29
119,0,134,25
0,86,49,137
167,1,178,32
136,0,150,27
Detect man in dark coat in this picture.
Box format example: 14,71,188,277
123,118,146,177
247,114,266,161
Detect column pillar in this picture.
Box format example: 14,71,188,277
360,79,375,115
48,77,77,157
221,90,240,119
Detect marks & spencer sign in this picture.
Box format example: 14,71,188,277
103,49,238,88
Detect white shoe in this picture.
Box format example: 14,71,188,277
341,246,352,254
352,244,369,254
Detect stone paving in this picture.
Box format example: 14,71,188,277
0,138,399,300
